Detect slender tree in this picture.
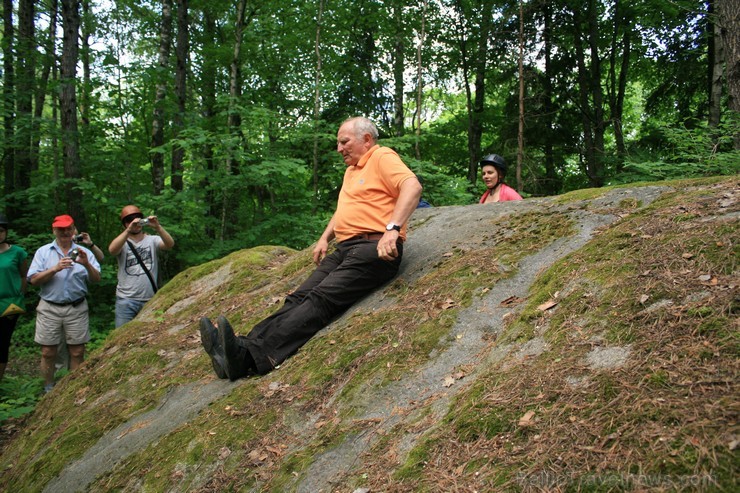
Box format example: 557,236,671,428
32,0,58,173
199,7,219,233
226,0,248,177
392,0,405,137
572,0,607,187
80,0,91,127
151,0,173,195
60,0,86,227
312,0,325,209
414,0,429,160
2,0,15,205
171,0,188,192
606,0,631,170
16,0,35,195
517,0,525,192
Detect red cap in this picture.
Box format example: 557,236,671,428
52,214,74,228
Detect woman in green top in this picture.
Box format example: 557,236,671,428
0,214,28,380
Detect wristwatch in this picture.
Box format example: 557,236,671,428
385,222,401,232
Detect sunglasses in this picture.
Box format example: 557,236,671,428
122,213,145,225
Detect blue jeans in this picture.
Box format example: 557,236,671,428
115,298,147,327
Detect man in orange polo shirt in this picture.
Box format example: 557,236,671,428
200,117,422,379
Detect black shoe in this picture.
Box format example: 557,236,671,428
217,315,251,381
199,317,227,379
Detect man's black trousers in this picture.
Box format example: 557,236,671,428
241,237,403,374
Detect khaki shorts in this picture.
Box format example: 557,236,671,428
34,298,91,346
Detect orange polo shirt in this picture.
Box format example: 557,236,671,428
334,145,416,242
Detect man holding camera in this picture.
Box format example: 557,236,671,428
108,205,175,327
200,117,422,380
27,214,101,392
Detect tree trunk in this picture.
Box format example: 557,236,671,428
151,0,173,195
2,0,15,205
16,0,35,195
80,0,91,127
468,0,493,185
414,0,428,160
226,0,248,177
718,0,740,148
171,0,188,192
200,8,218,237
607,0,630,172
312,0,325,211
392,0,404,138
542,1,559,194
60,0,86,228
517,0,524,193
32,0,58,174
708,0,723,129
573,2,606,188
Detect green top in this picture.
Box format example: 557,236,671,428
0,245,28,317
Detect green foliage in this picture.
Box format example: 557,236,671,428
0,375,44,423
620,118,740,182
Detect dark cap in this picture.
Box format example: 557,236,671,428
479,154,507,173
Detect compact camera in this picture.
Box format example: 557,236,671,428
73,234,84,242
138,218,150,227
69,248,79,261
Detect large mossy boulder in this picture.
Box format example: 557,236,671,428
1,177,737,492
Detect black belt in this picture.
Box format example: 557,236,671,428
350,233,385,241
344,233,404,244
44,297,86,307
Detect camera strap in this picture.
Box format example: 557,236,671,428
126,240,158,294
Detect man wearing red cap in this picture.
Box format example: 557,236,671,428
108,205,175,327
27,214,101,392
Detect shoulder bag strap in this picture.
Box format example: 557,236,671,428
126,240,158,293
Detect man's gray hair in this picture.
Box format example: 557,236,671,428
343,117,378,142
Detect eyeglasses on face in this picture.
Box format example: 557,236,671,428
122,213,145,225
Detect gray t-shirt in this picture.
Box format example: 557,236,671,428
116,235,162,301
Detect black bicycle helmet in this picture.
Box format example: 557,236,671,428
0,213,8,228
479,154,507,173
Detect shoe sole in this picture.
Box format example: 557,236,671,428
199,317,227,379
217,315,247,381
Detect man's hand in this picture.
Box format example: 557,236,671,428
57,256,74,272
74,248,90,266
148,216,162,228
313,238,329,265
377,231,400,260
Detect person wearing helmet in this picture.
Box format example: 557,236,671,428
108,205,175,327
0,213,29,380
478,154,523,203
27,214,101,392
